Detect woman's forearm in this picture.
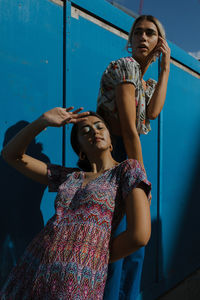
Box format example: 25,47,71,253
115,84,144,169
146,37,170,120
110,187,151,263
1,116,49,184
147,69,169,120
1,116,47,161
122,130,144,169
1,107,89,184
109,230,145,263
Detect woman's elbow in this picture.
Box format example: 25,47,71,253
121,126,140,141
1,148,19,163
147,111,158,120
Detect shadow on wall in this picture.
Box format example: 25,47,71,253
141,217,163,291
167,141,200,284
0,121,50,288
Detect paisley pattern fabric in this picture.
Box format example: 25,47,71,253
97,57,157,135
0,159,151,300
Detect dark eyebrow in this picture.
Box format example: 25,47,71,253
134,27,157,33
146,28,157,33
134,27,143,30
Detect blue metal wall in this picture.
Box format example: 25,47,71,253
0,0,63,287
0,0,200,299
65,1,200,299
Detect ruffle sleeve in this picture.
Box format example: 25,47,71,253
120,159,151,201
101,57,141,89
47,164,80,192
145,78,157,106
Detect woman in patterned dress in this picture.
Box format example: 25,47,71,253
97,15,171,299
1,107,151,299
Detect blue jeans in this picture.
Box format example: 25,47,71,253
103,135,145,300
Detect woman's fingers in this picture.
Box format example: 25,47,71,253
67,111,90,124
157,38,170,56
150,37,170,72
68,117,88,124
65,106,74,112
65,107,87,115
62,108,90,124
76,111,90,118
67,111,89,119
155,37,170,51
43,107,90,127
72,107,84,114
63,116,88,125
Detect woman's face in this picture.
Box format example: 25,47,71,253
131,19,159,62
77,116,112,156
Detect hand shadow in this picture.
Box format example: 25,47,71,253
0,121,50,288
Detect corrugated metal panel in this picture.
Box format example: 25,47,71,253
65,1,200,299
71,0,133,33
0,0,200,298
0,0,63,287
169,41,200,75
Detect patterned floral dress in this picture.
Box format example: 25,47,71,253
97,56,157,135
0,159,151,300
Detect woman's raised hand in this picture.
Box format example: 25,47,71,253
41,107,89,127
154,37,171,72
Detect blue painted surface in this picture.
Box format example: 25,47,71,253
1,0,200,298
168,41,200,74
65,2,132,166
65,1,200,299
162,64,200,275
0,0,63,287
72,0,133,33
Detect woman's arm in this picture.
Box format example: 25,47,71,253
1,107,88,184
116,83,144,168
147,37,171,120
109,183,151,263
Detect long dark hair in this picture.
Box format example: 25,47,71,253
70,111,110,171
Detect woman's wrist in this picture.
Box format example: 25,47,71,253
160,65,170,74
160,60,170,73
37,114,51,129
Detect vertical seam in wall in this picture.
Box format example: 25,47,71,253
156,58,162,282
62,0,67,166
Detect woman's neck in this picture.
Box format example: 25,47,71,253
88,152,118,174
132,54,152,79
